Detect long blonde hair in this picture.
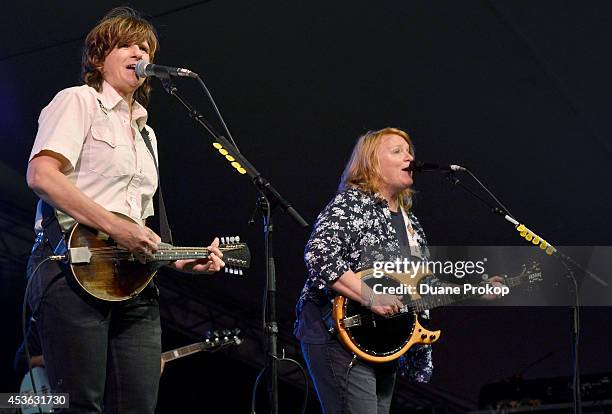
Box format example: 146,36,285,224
339,127,415,209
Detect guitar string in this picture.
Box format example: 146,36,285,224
85,250,247,264
87,246,241,253
86,247,239,252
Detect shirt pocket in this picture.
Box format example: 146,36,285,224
86,120,134,177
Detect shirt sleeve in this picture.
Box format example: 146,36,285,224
304,193,354,287
29,88,95,171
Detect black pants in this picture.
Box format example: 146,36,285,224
27,242,161,413
301,340,397,414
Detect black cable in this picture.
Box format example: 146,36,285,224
261,196,271,332
251,195,273,414
562,262,582,414
277,356,309,414
250,355,311,414
342,355,358,413
250,366,266,414
464,169,516,219
195,75,241,153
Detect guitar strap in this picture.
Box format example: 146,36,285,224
39,200,67,258
140,126,173,244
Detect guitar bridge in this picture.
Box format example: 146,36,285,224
69,247,92,264
342,315,363,328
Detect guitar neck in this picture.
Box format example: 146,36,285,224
161,342,205,363
152,247,211,261
410,290,467,312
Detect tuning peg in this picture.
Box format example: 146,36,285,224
235,236,240,242
221,237,226,244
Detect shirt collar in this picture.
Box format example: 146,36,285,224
98,81,149,128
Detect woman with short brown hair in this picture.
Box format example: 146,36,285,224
25,7,223,412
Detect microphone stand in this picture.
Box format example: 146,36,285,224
444,169,607,414
157,76,309,414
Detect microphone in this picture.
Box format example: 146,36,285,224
405,161,466,173
135,60,198,79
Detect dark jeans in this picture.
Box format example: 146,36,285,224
27,243,161,413
301,340,397,414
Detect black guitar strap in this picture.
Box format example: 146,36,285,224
39,200,67,258
140,126,173,244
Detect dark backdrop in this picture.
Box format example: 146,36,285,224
1,1,611,412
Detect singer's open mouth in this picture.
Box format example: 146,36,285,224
126,64,136,70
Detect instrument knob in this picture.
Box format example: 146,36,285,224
421,334,427,340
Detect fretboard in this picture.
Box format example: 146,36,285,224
151,247,210,261
161,342,205,363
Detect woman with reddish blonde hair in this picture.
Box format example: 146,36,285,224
339,127,416,209
25,7,223,412
295,127,432,413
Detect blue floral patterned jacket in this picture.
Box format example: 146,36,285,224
296,186,434,383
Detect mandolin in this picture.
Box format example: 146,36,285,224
66,213,251,301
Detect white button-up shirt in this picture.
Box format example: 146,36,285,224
30,81,159,231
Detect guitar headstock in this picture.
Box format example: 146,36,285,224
202,328,242,350
220,236,251,274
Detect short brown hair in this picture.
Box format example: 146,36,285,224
339,127,415,209
81,7,159,106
